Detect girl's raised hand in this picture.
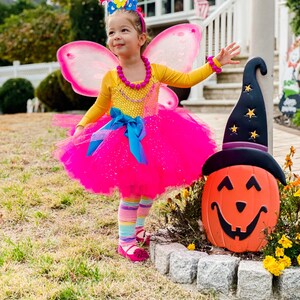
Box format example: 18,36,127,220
215,42,240,66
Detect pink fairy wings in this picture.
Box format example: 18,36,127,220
144,24,201,73
57,24,202,108
57,41,118,97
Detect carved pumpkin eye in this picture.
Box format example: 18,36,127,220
246,176,261,191
217,176,233,191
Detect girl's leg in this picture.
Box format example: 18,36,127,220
135,197,153,244
118,196,149,261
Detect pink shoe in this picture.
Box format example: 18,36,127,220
117,245,149,262
136,229,151,246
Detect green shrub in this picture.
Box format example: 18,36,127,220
292,109,300,127
57,71,96,110
287,0,300,35
0,78,34,114
36,70,96,112
36,70,73,112
158,179,207,248
36,70,95,112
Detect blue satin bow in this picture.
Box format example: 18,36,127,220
87,107,147,164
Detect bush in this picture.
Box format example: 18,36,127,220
57,71,96,110
36,70,73,112
157,179,207,248
287,0,300,35
263,146,300,276
36,70,96,112
0,78,34,114
292,109,300,127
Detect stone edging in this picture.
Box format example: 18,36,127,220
150,241,300,300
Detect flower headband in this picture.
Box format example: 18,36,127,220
99,0,146,33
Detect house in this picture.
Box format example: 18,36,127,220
141,0,295,112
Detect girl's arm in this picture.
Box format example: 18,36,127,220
155,42,240,88
74,71,113,135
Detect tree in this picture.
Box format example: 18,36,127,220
0,5,71,63
286,0,300,36
8,0,36,15
0,3,10,25
69,0,106,45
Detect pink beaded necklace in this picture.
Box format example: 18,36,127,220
117,56,152,90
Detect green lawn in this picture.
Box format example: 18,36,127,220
0,113,213,300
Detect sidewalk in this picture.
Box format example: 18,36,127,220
197,113,300,174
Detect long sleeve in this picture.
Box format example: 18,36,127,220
153,58,221,88
77,71,113,127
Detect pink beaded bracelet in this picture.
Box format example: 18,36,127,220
207,56,222,74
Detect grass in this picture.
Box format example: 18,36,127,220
0,113,214,300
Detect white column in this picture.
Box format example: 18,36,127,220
278,0,292,94
183,0,190,11
249,0,275,153
13,61,20,78
188,16,206,102
234,0,249,54
156,0,162,16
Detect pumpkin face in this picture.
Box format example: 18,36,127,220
202,165,280,253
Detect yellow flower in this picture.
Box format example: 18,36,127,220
187,243,195,251
263,255,275,267
297,254,300,266
290,146,296,156
284,154,293,169
182,188,189,199
294,189,300,197
296,233,300,240
114,0,127,8
275,247,284,257
263,256,285,276
278,235,293,248
291,176,300,187
278,255,291,268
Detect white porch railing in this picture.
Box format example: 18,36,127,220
188,0,240,101
187,0,294,103
0,61,60,88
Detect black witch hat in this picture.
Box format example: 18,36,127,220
202,57,286,185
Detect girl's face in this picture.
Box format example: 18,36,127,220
107,13,146,58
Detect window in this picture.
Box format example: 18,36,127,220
138,0,156,17
162,0,184,14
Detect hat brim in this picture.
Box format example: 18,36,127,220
202,147,286,185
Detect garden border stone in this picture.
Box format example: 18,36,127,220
150,240,300,299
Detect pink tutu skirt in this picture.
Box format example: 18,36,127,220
54,107,216,199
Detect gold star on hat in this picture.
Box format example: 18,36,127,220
244,85,252,93
230,124,238,133
246,108,256,118
250,130,259,140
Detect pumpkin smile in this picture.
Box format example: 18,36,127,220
211,202,268,241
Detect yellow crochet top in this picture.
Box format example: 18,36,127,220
78,60,220,127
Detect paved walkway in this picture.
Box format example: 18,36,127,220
197,113,300,175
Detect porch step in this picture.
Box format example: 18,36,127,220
181,99,237,113
218,66,279,84
182,53,280,113
182,98,280,114
203,82,279,100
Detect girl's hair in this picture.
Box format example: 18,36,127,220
106,9,150,54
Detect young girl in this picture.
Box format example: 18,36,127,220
55,0,240,262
